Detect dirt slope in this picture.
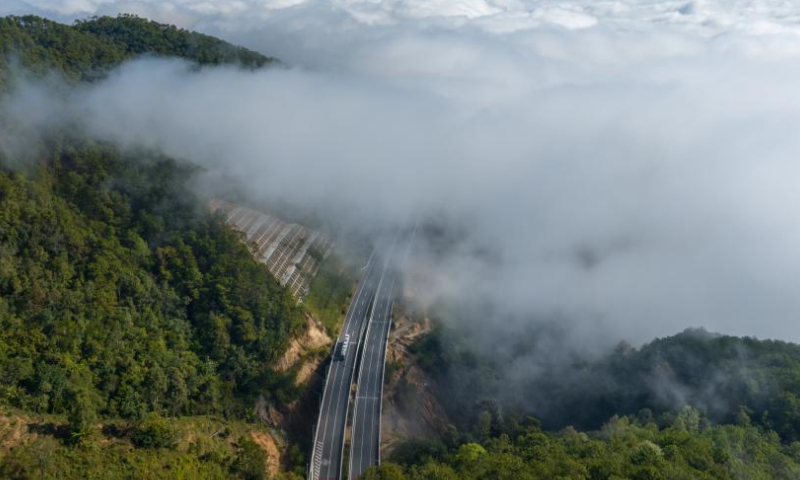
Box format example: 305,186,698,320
381,283,450,457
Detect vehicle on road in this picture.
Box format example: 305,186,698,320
334,334,350,361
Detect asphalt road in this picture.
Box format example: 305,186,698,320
347,268,396,479
348,229,414,479
309,236,393,480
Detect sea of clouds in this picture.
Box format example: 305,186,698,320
3,0,800,352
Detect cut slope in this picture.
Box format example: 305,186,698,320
209,199,332,299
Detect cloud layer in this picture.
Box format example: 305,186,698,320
5,0,800,350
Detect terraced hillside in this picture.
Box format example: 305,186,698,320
209,199,331,299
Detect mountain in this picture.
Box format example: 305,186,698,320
5,12,800,480
0,14,309,480
0,14,274,87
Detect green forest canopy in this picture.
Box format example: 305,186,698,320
0,13,317,480
413,324,800,446
0,14,274,87
6,12,800,480
366,409,800,480
0,14,296,428
0,137,304,424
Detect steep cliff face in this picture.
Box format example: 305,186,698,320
255,314,333,429
275,313,333,386
381,293,450,456
249,430,283,478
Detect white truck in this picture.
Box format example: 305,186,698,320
334,333,350,361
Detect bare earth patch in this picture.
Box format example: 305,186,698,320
0,413,32,449
275,313,332,386
250,430,282,478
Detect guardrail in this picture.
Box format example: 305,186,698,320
308,250,377,480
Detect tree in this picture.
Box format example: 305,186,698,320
231,436,267,480
131,414,178,449
67,388,97,444
409,463,459,480
362,463,407,480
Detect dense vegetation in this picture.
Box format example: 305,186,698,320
380,324,800,479
540,330,800,443
0,406,303,480
8,11,800,480
0,13,309,479
366,408,800,480
0,136,304,428
305,254,357,334
0,14,274,87
413,325,800,445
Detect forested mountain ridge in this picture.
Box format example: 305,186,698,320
0,140,305,422
365,410,800,480
0,14,274,87
0,11,297,422
0,15,308,479
412,324,800,446
5,12,800,480
549,329,800,441
374,325,800,480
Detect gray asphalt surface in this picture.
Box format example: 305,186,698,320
309,236,394,480
348,230,414,479
347,268,396,479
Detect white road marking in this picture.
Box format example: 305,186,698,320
310,250,378,480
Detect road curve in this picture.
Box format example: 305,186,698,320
348,229,414,479
308,235,394,480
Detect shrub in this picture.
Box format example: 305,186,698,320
231,436,267,480
131,415,178,449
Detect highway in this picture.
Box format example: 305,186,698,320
348,229,414,479
308,236,393,480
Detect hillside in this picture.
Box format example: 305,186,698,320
9,11,800,480
208,200,332,300
376,306,800,479
375,258,800,479
0,136,311,479
0,140,308,418
366,410,800,480
0,14,312,480
1,406,288,480
0,14,274,87
412,324,800,443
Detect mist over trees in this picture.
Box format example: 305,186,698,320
0,14,273,87
375,325,800,480
5,8,800,480
0,15,309,479
0,134,304,423
412,324,800,444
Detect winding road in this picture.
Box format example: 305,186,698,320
309,229,414,480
